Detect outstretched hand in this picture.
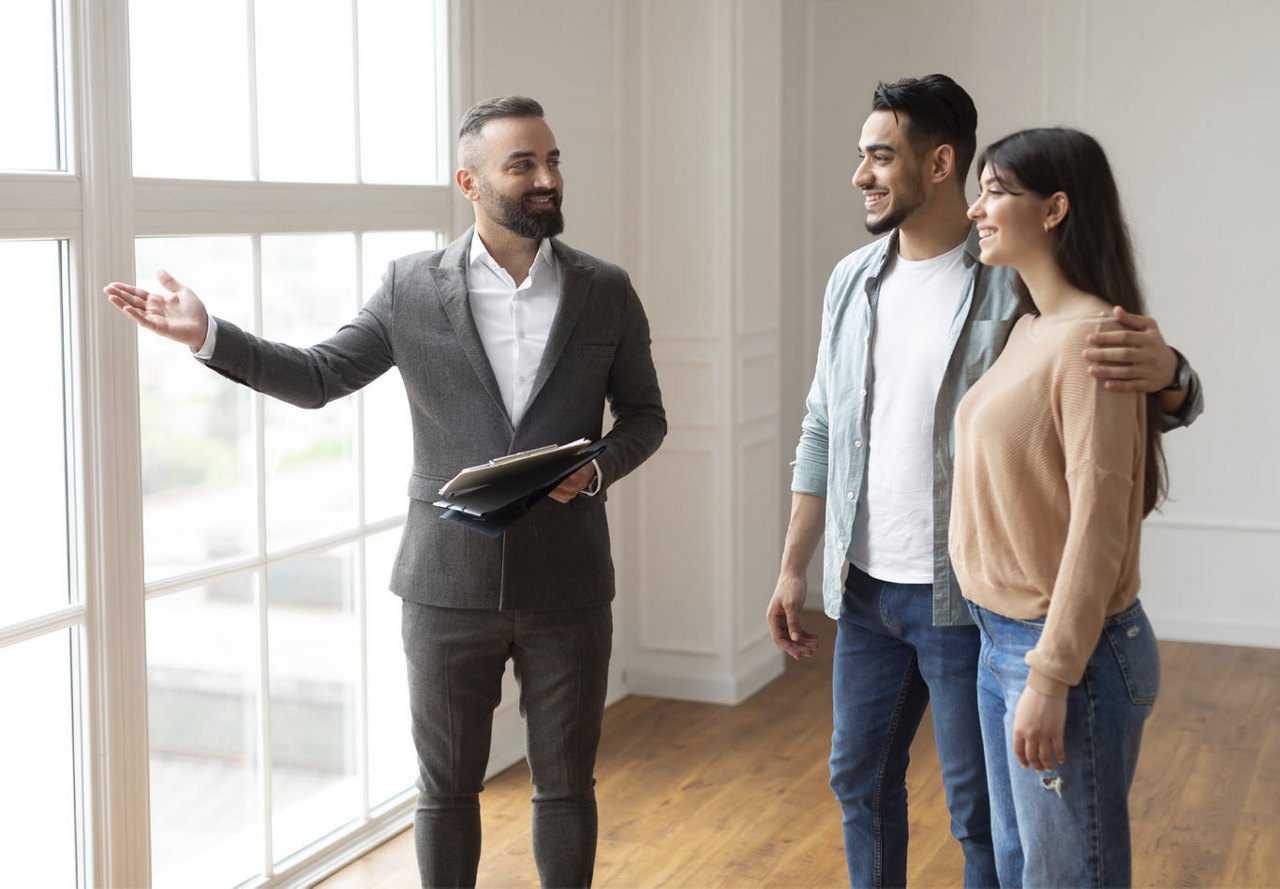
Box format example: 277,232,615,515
1081,305,1177,393
104,269,210,350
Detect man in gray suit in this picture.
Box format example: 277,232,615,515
106,96,665,888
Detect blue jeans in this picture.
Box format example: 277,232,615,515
830,565,997,888
970,601,1159,888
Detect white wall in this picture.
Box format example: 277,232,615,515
784,0,1280,647
617,0,787,703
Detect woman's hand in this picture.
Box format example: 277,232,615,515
1013,686,1067,772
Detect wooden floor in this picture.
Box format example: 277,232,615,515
319,620,1280,888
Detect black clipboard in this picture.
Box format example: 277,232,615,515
433,441,606,537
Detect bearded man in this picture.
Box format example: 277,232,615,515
106,95,665,888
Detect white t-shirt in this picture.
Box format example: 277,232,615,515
848,241,967,583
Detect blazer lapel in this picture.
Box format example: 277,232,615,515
430,229,512,426
525,240,594,414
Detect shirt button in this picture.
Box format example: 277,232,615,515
518,375,527,383
859,388,867,396
847,491,855,500
854,440,862,448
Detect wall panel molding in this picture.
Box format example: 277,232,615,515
620,0,786,704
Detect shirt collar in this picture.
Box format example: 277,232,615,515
871,225,982,279
468,233,556,279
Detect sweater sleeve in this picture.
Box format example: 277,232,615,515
1025,323,1146,697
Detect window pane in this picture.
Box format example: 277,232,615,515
147,581,263,888
261,234,359,550
256,0,355,182
0,240,71,626
360,231,441,297
128,0,251,179
0,0,61,171
268,545,360,860
361,232,439,521
135,238,258,583
365,528,413,807
0,631,78,889
357,0,443,184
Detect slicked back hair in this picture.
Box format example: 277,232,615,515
872,74,978,188
457,95,545,170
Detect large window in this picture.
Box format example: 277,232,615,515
138,232,432,886
0,0,456,885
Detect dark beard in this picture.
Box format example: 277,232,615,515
485,187,565,240
865,206,909,235
863,178,926,235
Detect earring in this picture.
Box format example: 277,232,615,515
1044,223,1051,232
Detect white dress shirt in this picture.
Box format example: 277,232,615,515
465,236,601,493
466,235,561,427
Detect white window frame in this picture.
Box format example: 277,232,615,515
0,0,475,884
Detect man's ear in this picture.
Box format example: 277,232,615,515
929,144,956,185
456,167,478,201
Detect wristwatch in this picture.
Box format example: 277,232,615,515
1162,348,1191,392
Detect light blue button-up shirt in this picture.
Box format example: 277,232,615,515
791,226,1203,626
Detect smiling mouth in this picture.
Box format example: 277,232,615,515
976,227,995,241
524,192,560,209
863,191,887,211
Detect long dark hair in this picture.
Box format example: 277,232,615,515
978,127,1166,515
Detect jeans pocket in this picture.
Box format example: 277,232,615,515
1102,605,1160,706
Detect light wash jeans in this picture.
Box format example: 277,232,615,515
830,565,997,888
969,601,1159,888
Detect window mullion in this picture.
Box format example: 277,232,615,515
74,0,152,884
351,0,363,184
131,179,453,235
353,234,372,820
252,233,275,876
246,0,260,180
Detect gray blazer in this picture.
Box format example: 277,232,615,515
204,228,666,611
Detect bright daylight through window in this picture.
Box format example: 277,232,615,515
130,0,448,880
0,0,451,885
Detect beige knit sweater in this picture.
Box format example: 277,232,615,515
949,311,1146,698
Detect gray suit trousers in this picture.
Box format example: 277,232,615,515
402,599,612,888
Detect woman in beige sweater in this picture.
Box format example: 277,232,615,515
950,128,1167,888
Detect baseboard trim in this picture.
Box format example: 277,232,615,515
624,652,784,705
1151,616,1280,649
